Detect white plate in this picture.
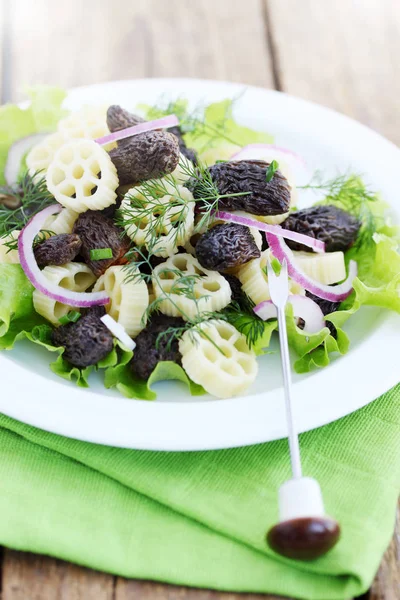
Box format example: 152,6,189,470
1,78,399,451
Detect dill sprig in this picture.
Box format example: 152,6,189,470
3,228,56,253
223,300,266,349
122,247,225,353
0,171,54,238
299,172,382,253
138,94,245,153
116,157,249,252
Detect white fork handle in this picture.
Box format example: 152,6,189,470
276,306,302,479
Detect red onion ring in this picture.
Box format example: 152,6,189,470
266,232,357,302
95,115,179,146
18,204,110,307
230,143,306,166
215,211,325,253
254,295,326,334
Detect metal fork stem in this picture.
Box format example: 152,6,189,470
276,306,302,480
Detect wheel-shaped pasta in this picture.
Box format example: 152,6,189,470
57,105,117,150
237,249,304,305
26,132,67,177
43,208,79,235
121,185,195,257
179,320,258,398
93,265,149,338
0,231,20,264
169,154,192,184
152,253,231,321
33,263,96,325
46,139,119,213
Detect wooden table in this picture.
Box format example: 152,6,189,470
0,0,399,598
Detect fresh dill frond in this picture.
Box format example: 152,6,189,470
116,158,249,252
2,228,56,253
223,301,266,348
299,172,381,252
137,94,245,152
0,171,54,237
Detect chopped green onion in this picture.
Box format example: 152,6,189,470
59,311,81,326
31,324,53,343
90,247,113,260
265,160,279,183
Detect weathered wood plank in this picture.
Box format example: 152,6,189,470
114,579,283,600
2,550,115,600
266,0,400,145
7,0,273,102
367,503,400,600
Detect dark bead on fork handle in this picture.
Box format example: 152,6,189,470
267,516,341,561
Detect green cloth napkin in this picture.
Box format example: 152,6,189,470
0,386,399,600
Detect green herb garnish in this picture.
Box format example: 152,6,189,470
58,311,81,326
0,171,54,237
89,248,113,260
265,160,279,183
299,172,384,254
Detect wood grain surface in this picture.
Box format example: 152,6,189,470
0,0,399,598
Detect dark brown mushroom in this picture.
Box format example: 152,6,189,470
73,210,131,277
34,233,82,268
51,306,114,368
106,105,180,185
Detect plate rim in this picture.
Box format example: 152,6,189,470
0,77,399,451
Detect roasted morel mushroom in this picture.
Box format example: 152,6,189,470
51,306,113,368
282,206,360,252
34,233,82,268
73,210,131,277
107,105,180,185
131,314,184,380
195,223,260,272
192,160,291,216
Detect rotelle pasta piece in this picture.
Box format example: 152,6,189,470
26,132,67,178
179,320,258,398
58,105,117,150
237,249,304,305
152,253,231,321
43,207,79,235
106,105,180,185
0,230,20,264
33,263,96,325
46,139,119,213
121,184,195,257
93,265,149,338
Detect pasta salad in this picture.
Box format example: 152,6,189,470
0,87,399,400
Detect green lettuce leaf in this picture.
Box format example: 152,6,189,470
0,264,36,337
0,86,67,184
103,345,205,400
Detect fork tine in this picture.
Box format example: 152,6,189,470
266,258,276,283
281,258,288,280
267,257,289,307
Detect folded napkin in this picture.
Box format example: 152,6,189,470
0,385,399,600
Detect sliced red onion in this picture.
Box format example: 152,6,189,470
266,232,357,302
95,115,179,146
229,143,312,191
18,204,110,307
254,295,326,334
100,314,136,351
230,143,306,166
5,133,47,185
215,211,325,253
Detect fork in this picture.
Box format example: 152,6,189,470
265,259,341,561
